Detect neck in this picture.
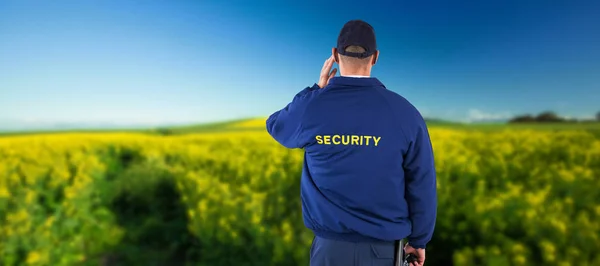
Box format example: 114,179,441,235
340,69,371,77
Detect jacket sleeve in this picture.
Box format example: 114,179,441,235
266,83,320,149
403,117,437,249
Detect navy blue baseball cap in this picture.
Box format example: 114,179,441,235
336,20,377,59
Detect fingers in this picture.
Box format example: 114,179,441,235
322,56,335,72
416,256,425,266
410,259,423,266
322,55,334,70
327,54,335,64
318,56,337,88
328,68,337,79
410,257,423,266
404,246,424,266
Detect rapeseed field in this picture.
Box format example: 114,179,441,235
1,128,599,265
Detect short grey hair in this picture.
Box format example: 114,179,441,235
345,45,366,53
339,45,372,64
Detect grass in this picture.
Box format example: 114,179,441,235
428,121,600,138
148,118,267,134
2,117,600,137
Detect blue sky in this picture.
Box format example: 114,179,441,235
1,0,599,129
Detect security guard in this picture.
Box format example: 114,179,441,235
266,20,437,266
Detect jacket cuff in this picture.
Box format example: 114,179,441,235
408,242,426,249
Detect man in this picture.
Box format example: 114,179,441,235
266,20,437,266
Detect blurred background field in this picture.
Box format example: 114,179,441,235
1,119,600,266
2,0,600,266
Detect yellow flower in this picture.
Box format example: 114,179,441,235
26,251,41,265
0,186,10,198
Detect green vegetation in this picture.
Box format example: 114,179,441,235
151,118,263,135
3,116,600,137
150,118,600,136
1,128,600,265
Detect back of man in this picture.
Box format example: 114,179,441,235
300,77,421,240
266,20,437,266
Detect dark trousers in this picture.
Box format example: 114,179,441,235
309,236,397,266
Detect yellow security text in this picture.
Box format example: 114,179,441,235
315,135,381,146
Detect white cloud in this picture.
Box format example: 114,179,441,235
465,109,512,123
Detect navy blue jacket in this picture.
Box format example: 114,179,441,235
266,76,437,249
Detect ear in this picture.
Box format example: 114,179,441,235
372,51,379,65
332,48,339,63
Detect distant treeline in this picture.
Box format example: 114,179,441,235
509,111,600,123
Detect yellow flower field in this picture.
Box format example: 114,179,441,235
0,128,599,266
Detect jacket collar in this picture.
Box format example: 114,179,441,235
328,76,386,88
